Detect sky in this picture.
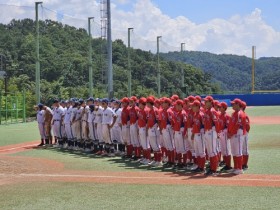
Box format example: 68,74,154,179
0,0,279,57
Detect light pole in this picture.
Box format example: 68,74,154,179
35,1,42,104
107,0,113,99
181,43,185,98
157,36,162,97
88,17,94,97
128,27,133,97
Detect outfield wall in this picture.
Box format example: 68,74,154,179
210,93,280,106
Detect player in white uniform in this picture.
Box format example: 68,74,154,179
84,97,94,152
94,99,104,155
101,98,117,156
63,100,74,149
60,100,67,145
80,99,88,150
70,100,78,150
111,100,123,155
36,103,46,146
52,99,65,148
75,99,84,150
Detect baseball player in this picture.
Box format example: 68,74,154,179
217,102,232,172
172,99,187,168
94,99,104,155
121,97,132,158
36,103,46,146
241,101,250,170
190,100,206,173
83,98,94,152
70,100,78,150
137,97,150,165
203,96,219,176
42,105,53,145
129,96,141,160
60,100,67,146
146,96,162,167
52,99,65,148
159,97,175,167
111,100,124,155
88,104,96,152
63,100,74,149
228,98,247,175
101,98,117,157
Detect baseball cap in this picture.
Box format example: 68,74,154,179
121,97,129,103
230,98,242,105
162,97,172,104
89,104,95,109
130,96,138,102
102,98,109,104
183,98,189,104
37,103,44,108
87,97,94,102
204,96,214,102
171,94,179,101
175,99,184,106
53,99,59,104
220,102,228,109
154,99,160,104
241,101,247,109
79,98,84,104
195,96,202,102
60,100,66,104
190,100,201,107
139,97,147,104
146,97,154,104
188,96,195,102
213,100,220,106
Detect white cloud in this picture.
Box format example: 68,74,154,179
0,0,280,57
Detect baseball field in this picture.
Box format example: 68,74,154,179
0,106,280,210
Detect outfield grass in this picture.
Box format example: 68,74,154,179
245,106,280,117
0,122,39,146
0,182,279,210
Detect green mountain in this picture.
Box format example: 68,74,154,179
161,51,280,92
0,19,220,116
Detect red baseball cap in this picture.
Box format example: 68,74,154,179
231,98,242,105
241,101,247,109
139,97,147,104
146,97,154,104
188,96,195,102
129,96,137,102
204,96,214,102
220,102,228,109
171,94,179,101
162,97,172,104
190,100,201,107
195,96,202,102
154,99,160,104
175,99,184,106
121,97,129,103
213,100,220,106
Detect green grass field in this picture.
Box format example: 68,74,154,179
1,106,280,210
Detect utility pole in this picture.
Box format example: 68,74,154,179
88,17,94,97
251,46,256,94
107,0,113,99
157,36,162,97
35,1,42,104
181,43,185,98
127,27,133,97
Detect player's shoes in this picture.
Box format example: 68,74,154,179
162,156,168,163
148,160,156,166
153,161,163,167
219,161,226,167
108,153,115,157
220,165,232,173
205,170,218,176
63,143,68,149
95,151,102,155
142,159,151,165
242,165,248,170
233,169,244,175
191,167,204,173
37,143,44,147
189,164,198,171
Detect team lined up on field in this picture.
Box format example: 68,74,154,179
35,94,250,176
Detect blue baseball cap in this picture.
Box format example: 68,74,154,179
87,97,94,102
102,98,109,104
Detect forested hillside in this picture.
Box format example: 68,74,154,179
0,19,220,116
162,51,280,92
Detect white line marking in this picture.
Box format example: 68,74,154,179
0,173,279,182
0,144,38,152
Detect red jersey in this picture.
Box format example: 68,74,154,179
129,105,139,124
172,109,186,132
185,108,194,128
192,111,204,134
159,107,174,129
216,112,230,133
203,108,218,131
137,108,147,128
147,107,159,128
121,106,130,125
245,112,250,133
228,110,247,136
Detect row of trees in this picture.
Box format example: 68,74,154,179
0,19,220,117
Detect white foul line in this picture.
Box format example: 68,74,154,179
0,173,279,182
0,144,38,152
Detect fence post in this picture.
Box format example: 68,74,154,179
23,90,26,123
5,93,7,124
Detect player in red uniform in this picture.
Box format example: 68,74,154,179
228,98,247,175
172,99,187,168
217,102,232,172
203,96,219,176
190,100,205,173
121,97,132,158
129,96,141,160
137,97,150,165
159,97,175,167
241,101,250,170
146,97,162,167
